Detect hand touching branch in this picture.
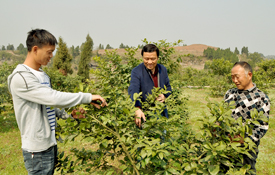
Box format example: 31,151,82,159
90,95,108,109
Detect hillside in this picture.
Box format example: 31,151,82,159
0,50,25,64
95,44,217,58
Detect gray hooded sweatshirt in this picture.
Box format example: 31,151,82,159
7,64,92,152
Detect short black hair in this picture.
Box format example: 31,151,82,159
141,44,159,57
26,29,57,52
233,61,253,74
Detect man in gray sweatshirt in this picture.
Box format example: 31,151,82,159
7,29,108,175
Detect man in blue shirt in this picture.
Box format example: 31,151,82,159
128,44,172,128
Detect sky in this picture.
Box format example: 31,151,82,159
1,0,274,56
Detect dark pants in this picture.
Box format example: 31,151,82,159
22,145,58,175
242,147,258,174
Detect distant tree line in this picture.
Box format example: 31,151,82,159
1,43,28,56
203,47,239,63
204,46,264,68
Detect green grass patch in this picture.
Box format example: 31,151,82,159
0,111,25,175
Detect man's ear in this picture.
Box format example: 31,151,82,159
32,46,38,54
248,72,253,80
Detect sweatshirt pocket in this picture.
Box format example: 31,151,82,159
34,109,51,140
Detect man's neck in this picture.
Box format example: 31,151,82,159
244,83,254,90
24,53,41,71
150,66,158,75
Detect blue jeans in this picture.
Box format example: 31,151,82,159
22,145,57,175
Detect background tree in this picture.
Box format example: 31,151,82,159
1,46,5,50
53,37,73,76
247,52,264,68
234,47,239,55
119,43,125,49
69,45,75,58
17,43,28,55
78,34,93,80
74,46,80,56
119,43,129,49
17,43,24,51
80,42,85,52
241,46,249,56
138,44,144,49
203,47,238,63
7,44,14,51
105,44,113,49
98,44,104,50
203,47,215,60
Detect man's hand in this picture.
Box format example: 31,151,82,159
135,108,146,128
91,95,108,109
156,94,166,103
71,107,86,119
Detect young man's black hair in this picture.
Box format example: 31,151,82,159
26,29,58,51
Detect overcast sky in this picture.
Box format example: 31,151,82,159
1,0,274,56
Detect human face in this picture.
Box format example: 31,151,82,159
35,44,55,66
143,51,158,73
231,65,253,90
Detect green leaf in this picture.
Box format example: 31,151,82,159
184,164,191,171
216,141,226,151
167,168,180,174
141,149,147,159
203,143,212,150
204,154,212,161
231,142,241,150
120,136,126,143
159,152,164,160
208,165,220,175
119,165,127,171
105,170,114,175
79,83,83,92
152,151,156,157
145,157,150,165
251,120,260,125
147,149,152,157
101,140,108,148
59,151,64,158
209,116,216,124
191,162,197,169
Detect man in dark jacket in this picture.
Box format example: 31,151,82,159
128,44,172,128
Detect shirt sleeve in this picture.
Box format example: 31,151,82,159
55,108,73,120
250,95,270,142
128,68,142,107
163,66,172,98
10,72,92,108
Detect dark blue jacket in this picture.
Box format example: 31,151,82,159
128,63,172,118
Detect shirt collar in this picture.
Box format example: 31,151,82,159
237,83,256,93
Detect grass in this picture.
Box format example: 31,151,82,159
0,111,26,175
0,88,274,174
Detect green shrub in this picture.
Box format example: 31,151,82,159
0,62,18,112
43,67,82,93
55,47,262,174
